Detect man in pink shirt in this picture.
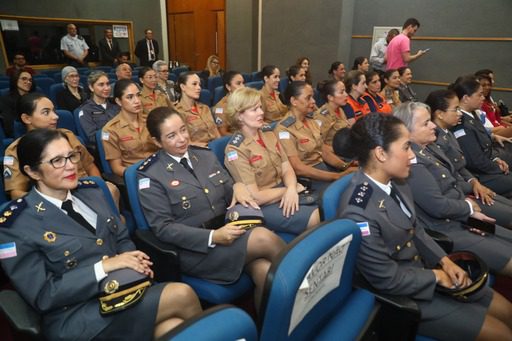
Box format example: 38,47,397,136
386,18,427,70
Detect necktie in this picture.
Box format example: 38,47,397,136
62,200,95,234
108,39,112,50
389,187,412,218
149,40,155,60
180,157,196,177
389,187,401,207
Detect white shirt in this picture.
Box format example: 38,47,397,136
370,38,388,71
365,173,412,218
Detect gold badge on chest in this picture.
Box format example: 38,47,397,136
43,231,57,243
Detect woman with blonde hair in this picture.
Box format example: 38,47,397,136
224,87,320,234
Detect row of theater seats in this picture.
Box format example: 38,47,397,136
1,169,434,340
1,67,327,109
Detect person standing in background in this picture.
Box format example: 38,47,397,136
60,23,89,67
386,18,427,70
135,29,159,67
98,28,121,66
370,29,399,74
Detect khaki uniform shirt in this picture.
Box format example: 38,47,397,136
212,95,232,133
175,101,220,145
101,114,158,167
313,103,350,145
260,86,288,122
4,129,94,196
140,87,169,121
274,112,323,166
225,129,287,190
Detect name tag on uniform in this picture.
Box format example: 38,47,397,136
279,131,290,139
250,155,262,163
78,110,84,117
187,116,199,122
299,138,309,144
453,129,466,138
120,136,135,141
138,178,150,190
315,119,322,127
357,222,370,237
215,107,223,114
102,131,110,141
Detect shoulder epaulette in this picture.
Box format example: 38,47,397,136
348,182,373,209
280,115,296,127
77,179,99,188
306,112,314,119
229,133,245,147
138,153,159,171
320,108,329,115
0,198,27,228
261,123,275,132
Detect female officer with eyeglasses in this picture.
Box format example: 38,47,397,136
0,128,202,340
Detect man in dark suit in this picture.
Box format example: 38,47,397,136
98,28,121,66
135,28,159,67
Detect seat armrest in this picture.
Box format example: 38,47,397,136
0,290,41,336
133,230,181,282
354,273,420,341
425,228,453,254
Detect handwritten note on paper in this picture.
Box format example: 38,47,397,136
288,234,352,335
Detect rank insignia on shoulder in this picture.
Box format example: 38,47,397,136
138,153,159,171
280,116,296,127
77,179,98,188
215,116,223,125
229,133,244,147
0,198,27,228
320,108,329,115
348,182,373,209
305,112,314,118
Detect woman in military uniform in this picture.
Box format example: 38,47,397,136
335,113,512,340
274,81,356,192
0,128,202,340
224,87,320,234
137,106,285,309
4,92,100,200
259,65,288,123
139,67,170,121
212,70,245,136
174,71,220,147
361,71,393,114
394,101,512,277
426,89,512,227
342,70,371,121
78,71,120,143
102,79,159,177
449,76,512,198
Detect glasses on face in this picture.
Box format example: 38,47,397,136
20,77,32,82
160,69,169,73
445,107,461,113
40,151,82,169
